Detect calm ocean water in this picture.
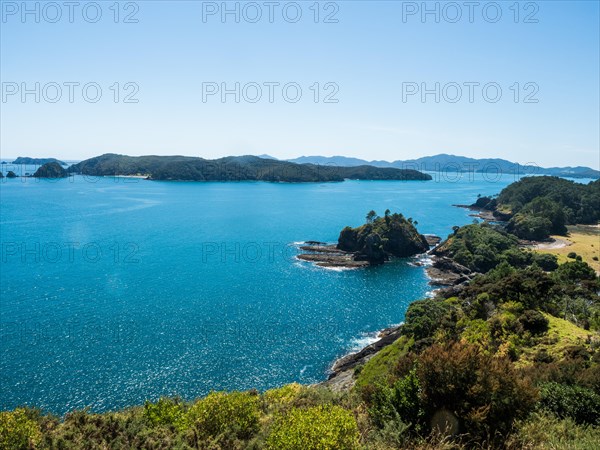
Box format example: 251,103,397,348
0,171,593,414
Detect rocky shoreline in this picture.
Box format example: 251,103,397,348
297,235,442,269
322,324,403,391
297,244,371,268
425,256,472,287
453,203,512,222
320,233,475,391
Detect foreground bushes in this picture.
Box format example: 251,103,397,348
266,405,358,450
188,391,260,440
359,341,538,444
0,389,360,450
540,382,600,425
0,408,42,450
417,342,538,440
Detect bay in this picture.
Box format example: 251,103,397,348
0,172,592,414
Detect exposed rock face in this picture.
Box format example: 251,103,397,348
338,227,359,252
354,233,387,264
471,196,497,210
296,244,371,268
33,162,68,178
426,256,472,286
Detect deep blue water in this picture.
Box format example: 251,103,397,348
0,171,593,414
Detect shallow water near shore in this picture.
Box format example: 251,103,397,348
0,173,593,414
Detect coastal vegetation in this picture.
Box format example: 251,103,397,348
337,211,429,262
2,176,599,449
67,154,432,182
431,223,558,273
474,176,600,240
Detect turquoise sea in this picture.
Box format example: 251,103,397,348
1,170,593,414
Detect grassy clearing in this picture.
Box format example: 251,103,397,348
535,225,600,273
519,314,595,365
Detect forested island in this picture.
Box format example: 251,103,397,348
67,154,432,182
2,176,599,450
12,157,67,166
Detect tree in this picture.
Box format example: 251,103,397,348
402,299,451,341
366,210,378,223
384,209,391,224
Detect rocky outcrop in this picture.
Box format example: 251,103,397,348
336,212,430,264
298,212,433,268
296,244,371,268
426,256,472,286
33,162,68,178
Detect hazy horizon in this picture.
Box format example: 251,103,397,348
1,151,599,170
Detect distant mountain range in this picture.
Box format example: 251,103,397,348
11,153,599,180
285,154,600,179
67,154,432,182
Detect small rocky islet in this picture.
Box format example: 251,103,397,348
297,210,439,268
32,162,68,178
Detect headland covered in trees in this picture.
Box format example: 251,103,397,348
65,154,432,182
2,176,599,450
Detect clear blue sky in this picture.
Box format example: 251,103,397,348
1,0,599,168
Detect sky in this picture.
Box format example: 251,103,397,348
1,0,599,168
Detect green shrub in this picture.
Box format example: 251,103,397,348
187,391,260,440
553,260,598,282
266,404,358,450
539,382,600,425
0,408,42,450
403,299,450,341
519,310,549,335
509,411,600,449
143,397,188,431
368,368,424,431
532,252,559,271
263,383,304,408
417,341,538,440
